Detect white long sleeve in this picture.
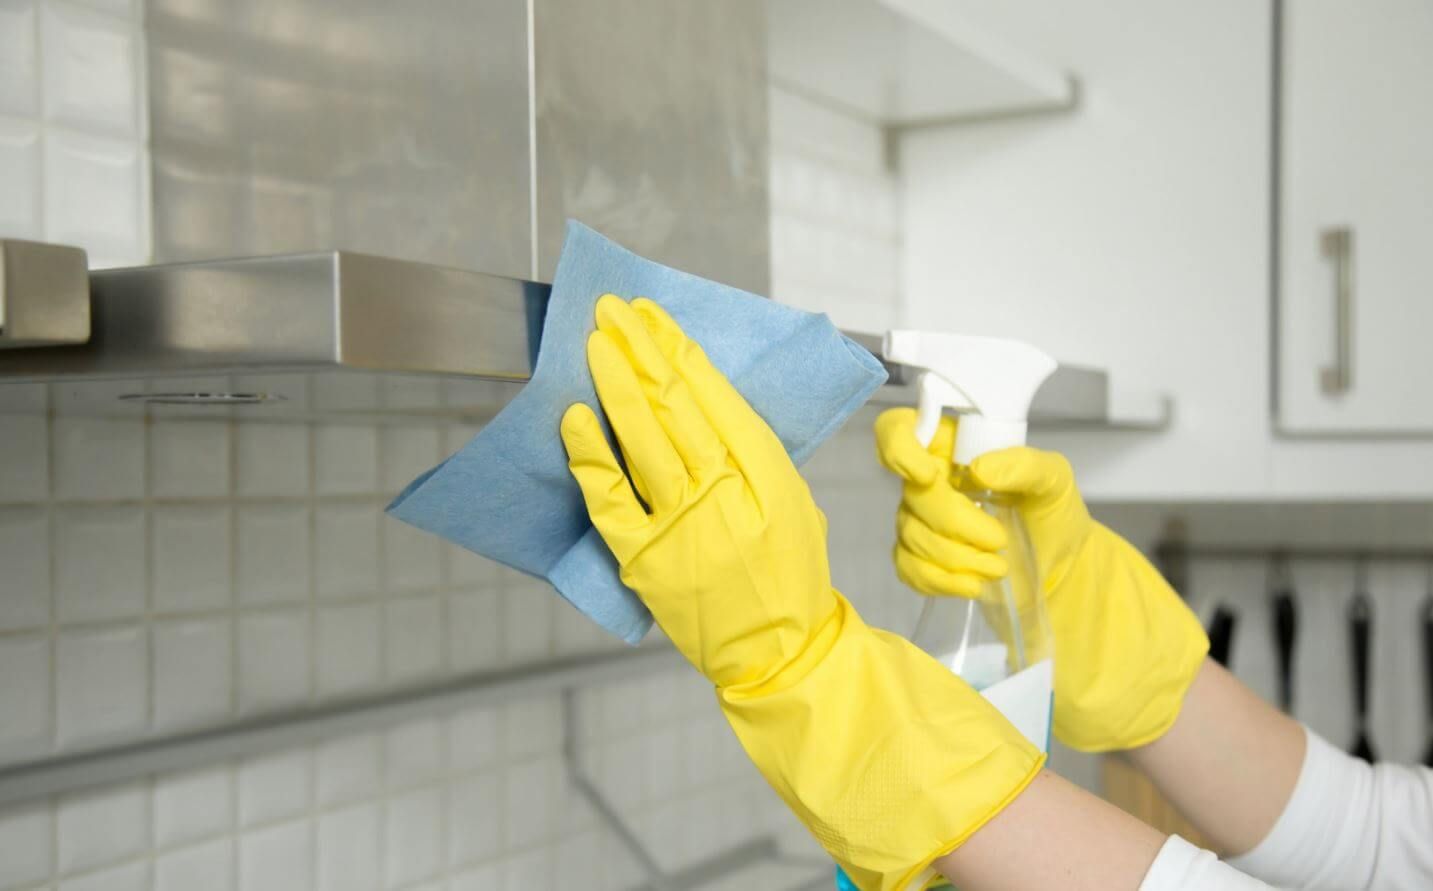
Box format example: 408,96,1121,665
1227,726,1433,890
1139,836,1277,890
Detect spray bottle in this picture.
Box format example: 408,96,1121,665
883,330,1057,754
833,332,1061,891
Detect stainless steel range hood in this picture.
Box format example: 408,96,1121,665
0,239,1166,429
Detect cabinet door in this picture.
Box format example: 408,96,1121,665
1279,0,1433,433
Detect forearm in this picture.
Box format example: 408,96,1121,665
935,769,1275,891
935,770,1165,891
1126,658,1306,857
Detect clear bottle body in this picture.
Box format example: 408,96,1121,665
909,477,1054,695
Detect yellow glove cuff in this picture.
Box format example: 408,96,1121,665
719,592,1045,891
1050,528,1210,752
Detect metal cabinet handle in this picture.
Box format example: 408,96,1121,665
1319,226,1354,395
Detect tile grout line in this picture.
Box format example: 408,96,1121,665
43,381,58,888
305,376,319,715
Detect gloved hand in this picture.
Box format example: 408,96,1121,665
563,296,1044,891
874,408,1209,753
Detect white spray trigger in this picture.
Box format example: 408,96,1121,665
914,373,969,447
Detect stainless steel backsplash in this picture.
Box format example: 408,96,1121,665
142,0,770,292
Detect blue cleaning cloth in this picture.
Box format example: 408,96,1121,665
388,221,887,644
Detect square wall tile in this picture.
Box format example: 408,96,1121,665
447,545,499,589
503,697,560,759
56,783,147,873
237,609,309,713
41,1,139,136
0,635,48,761
447,773,504,870
504,757,556,848
315,733,380,808
150,420,230,497
0,506,49,630
235,423,308,497
379,427,438,493
56,624,147,748
53,504,145,621
152,504,231,614
313,425,377,495
0,1,38,117
502,586,552,664
448,706,501,773
0,120,40,242
311,373,377,413
385,718,442,789
315,804,379,891
43,129,146,265
384,596,442,684
448,590,501,673
60,860,148,891
502,847,553,890
156,838,233,891
0,801,51,888
378,376,441,412
236,504,308,606
153,617,231,731
450,862,503,891
51,416,144,500
153,766,232,849
313,503,378,600
239,820,311,891
314,604,380,697
385,786,442,886
0,406,45,500
383,517,441,593
238,750,309,828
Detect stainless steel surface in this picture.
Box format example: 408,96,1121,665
533,0,770,292
0,246,1162,432
1319,226,1354,395
143,0,771,296
145,0,533,278
0,240,90,348
0,251,547,389
0,645,682,808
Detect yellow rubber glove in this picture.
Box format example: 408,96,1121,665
875,407,1209,753
562,296,1044,891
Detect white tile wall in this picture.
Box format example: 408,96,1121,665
767,86,902,333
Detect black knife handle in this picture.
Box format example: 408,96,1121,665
1272,591,1297,711
1422,596,1433,721
1207,604,1237,667
1350,593,1373,722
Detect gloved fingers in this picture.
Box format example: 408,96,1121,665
894,544,983,598
967,447,1073,503
586,330,688,513
560,403,649,558
594,295,727,474
896,506,1008,579
629,298,789,485
873,408,952,487
901,481,1008,553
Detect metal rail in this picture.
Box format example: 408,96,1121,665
0,645,681,808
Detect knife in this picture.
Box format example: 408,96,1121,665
1349,588,1376,762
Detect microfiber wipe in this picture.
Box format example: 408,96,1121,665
388,221,887,644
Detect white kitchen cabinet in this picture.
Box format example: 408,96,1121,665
1277,0,1433,434
897,0,1433,500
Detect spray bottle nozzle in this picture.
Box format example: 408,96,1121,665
884,330,1058,464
